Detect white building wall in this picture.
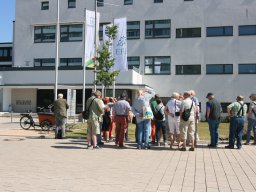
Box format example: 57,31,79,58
11,0,256,112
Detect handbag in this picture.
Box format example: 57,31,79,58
82,98,96,120
181,102,193,121
174,100,180,116
143,105,154,119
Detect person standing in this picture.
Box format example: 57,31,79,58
132,89,155,149
54,93,69,139
112,93,132,148
165,92,181,149
245,93,256,145
150,94,160,144
179,91,197,151
86,90,104,149
225,96,248,149
205,93,222,148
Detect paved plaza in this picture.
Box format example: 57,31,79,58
1,117,256,192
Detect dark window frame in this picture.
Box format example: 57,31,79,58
154,0,163,3
176,27,201,38
99,22,111,40
68,0,76,8
238,64,256,74
41,1,49,10
0,47,12,62
206,26,233,37
60,58,82,66
176,65,201,75
60,24,83,42
34,25,56,43
124,0,133,5
127,56,140,70
127,21,140,39
34,58,55,67
97,0,104,7
239,25,256,36
145,19,171,39
144,56,171,75
206,64,233,74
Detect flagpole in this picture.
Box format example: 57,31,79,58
54,0,60,100
82,9,87,111
93,0,97,91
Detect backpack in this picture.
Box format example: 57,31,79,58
181,102,193,121
154,106,164,121
82,98,96,120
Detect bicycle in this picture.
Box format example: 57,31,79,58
20,104,55,131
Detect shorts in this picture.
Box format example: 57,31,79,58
179,119,195,141
167,115,180,134
87,119,100,135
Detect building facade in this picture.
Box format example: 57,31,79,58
0,0,256,113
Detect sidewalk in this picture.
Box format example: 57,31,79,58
1,118,256,192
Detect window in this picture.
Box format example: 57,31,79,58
34,25,56,43
154,0,163,3
60,24,83,42
207,26,233,37
34,58,55,67
0,47,12,62
97,0,104,7
239,64,256,74
145,56,170,74
176,65,201,75
128,57,140,70
176,28,201,38
206,64,233,74
68,0,76,8
239,25,256,36
41,1,49,10
145,20,171,38
127,21,140,39
124,0,133,5
220,103,230,113
99,22,111,40
60,58,82,66
184,0,193,1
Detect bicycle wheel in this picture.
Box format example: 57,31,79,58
40,120,52,131
20,116,32,130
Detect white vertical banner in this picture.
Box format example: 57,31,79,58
84,10,100,68
113,17,128,71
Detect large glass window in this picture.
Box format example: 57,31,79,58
0,47,12,62
207,26,233,37
206,64,233,74
127,21,140,39
145,20,170,38
145,56,170,74
239,64,256,74
60,24,83,42
34,58,55,67
128,57,140,70
176,28,201,38
124,0,133,5
68,0,76,8
41,1,49,10
34,25,56,43
239,25,256,36
176,65,201,75
97,0,104,7
60,58,82,66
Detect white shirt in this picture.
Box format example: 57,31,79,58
166,99,181,114
180,98,196,121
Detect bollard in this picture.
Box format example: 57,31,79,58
11,111,13,123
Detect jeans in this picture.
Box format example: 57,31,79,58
155,120,167,143
208,119,220,146
229,117,244,147
246,118,256,143
137,119,151,148
55,116,66,138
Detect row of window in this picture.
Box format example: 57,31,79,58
34,23,256,43
33,57,256,75
0,47,12,62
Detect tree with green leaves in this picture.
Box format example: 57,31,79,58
96,25,119,95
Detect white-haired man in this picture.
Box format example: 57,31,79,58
54,93,69,139
165,92,181,149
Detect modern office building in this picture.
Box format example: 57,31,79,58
0,0,256,113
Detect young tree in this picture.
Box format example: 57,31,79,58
96,25,119,94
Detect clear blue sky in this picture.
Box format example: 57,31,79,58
0,0,15,43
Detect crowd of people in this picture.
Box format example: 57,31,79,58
53,90,256,151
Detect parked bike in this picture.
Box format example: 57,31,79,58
20,105,55,131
